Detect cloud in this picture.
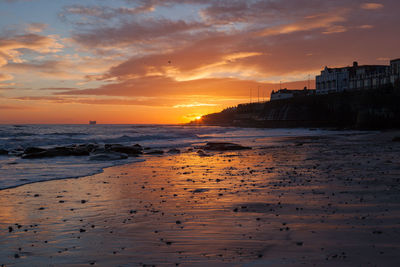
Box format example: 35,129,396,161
26,23,48,33
357,24,374,29
55,75,310,100
11,94,229,108
0,73,13,81
258,10,348,36
0,33,63,67
322,25,347,34
1,0,400,123
3,54,120,81
361,3,384,10
61,4,155,21
71,18,206,51
173,102,217,108
0,73,14,88
0,104,29,110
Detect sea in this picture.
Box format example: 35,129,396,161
0,124,343,190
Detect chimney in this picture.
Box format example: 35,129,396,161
353,61,358,68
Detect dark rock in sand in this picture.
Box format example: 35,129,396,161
167,148,181,154
0,149,8,155
22,145,90,159
197,142,251,151
145,150,164,155
21,143,143,159
192,188,209,193
197,150,209,157
24,147,46,154
392,136,400,142
89,152,128,161
105,144,143,155
75,143,99,153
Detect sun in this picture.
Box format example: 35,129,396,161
195,116,202,120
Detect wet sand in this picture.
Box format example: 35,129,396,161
1,131,400,266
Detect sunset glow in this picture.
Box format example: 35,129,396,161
0,0,399,123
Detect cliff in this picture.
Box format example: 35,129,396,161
195,86,400,129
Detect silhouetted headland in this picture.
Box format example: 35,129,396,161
192,59,400,130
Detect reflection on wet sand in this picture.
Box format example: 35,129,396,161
1,132,400,266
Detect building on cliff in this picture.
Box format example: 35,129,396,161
270,87,314,101
316,59,400,94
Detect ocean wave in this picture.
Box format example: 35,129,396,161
0,156,145,190
0,125,345,190
46,132,89,137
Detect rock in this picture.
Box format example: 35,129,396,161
198,142,251,151
68,145,91,156
24,147,46,154
197,150,209,157
0,149,8,155
89,152,128,161
167,148,180,154
192,188,209,193
20,143,143,159
145,150,164,155
75,143,99,153
22,146,89,159
392,136,400,142
105,144,143,155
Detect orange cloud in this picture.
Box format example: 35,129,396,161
0,73,13,82
26,23,48,33
258,10,348,37
1,0,399,124
361,3,384,10
0,33,63,67
173,102,218,108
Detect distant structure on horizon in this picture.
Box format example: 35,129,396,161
89,121,96,125
316,58,400,94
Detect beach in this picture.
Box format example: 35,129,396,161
1,131,400,266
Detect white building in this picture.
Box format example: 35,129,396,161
390,59,400,86
316,64,352,94
270,88,313,101
316,59,398,94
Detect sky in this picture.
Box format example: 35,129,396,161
0,0,399,124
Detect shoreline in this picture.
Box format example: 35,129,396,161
0,157,146,192
1,131,399,266
0,127,359,191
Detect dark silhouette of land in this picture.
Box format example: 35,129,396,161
193,85,400,129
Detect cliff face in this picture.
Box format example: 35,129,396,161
199,87,400,129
